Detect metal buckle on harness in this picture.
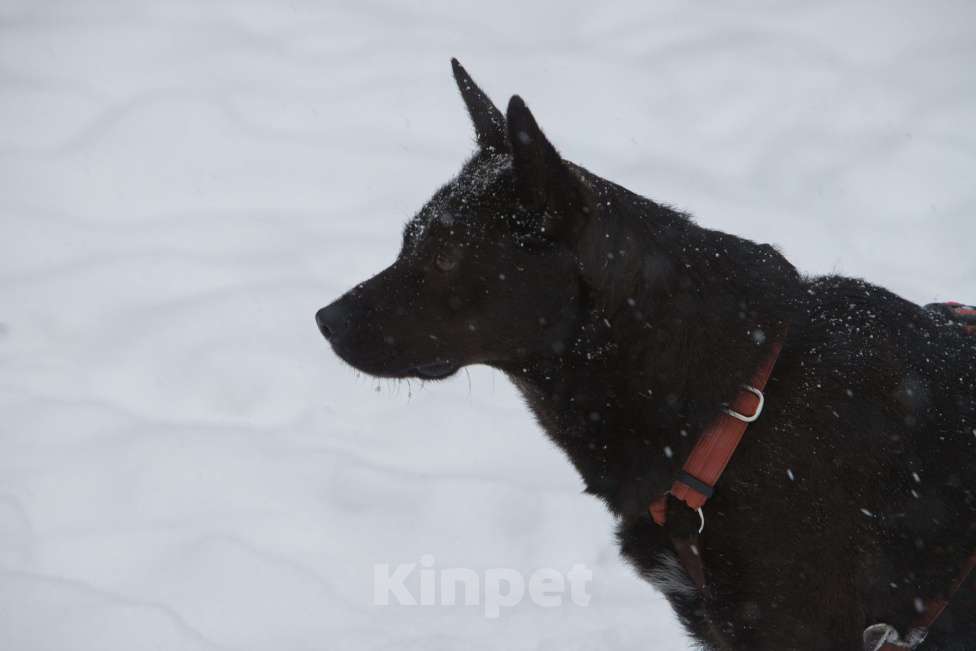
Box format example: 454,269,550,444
722,385,765,423
863,623,928,650
659,491,707,534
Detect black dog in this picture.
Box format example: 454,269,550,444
316,60,976,650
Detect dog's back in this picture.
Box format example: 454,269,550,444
781,276,976,645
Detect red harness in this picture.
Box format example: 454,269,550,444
648,341,782,528
946,301,976,335
648,308,976,648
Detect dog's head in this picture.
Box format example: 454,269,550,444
316,59,594,379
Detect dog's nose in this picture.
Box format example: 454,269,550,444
315,302,350,341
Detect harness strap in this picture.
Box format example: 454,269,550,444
649,341,783,526
878,552,976,650
946,302,976,335
927,301,976,335
647,341,784,591
670,342,782,510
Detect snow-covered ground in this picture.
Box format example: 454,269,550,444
1,1,974,649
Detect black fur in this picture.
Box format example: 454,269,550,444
315,60,976,650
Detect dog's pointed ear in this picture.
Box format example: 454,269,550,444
451,58,508,153
506,95,558,211
506,95,587,237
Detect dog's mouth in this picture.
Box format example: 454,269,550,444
413,361,460,380
329,345,461,380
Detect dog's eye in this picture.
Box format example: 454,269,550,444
435,252,458,272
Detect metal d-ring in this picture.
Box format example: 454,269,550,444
722,385,765,423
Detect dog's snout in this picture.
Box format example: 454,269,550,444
316,302,350,341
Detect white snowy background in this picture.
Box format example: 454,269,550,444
1,1,974,649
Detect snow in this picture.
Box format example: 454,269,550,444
1,1,974,649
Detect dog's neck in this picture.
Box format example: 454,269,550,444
499,189,801,516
